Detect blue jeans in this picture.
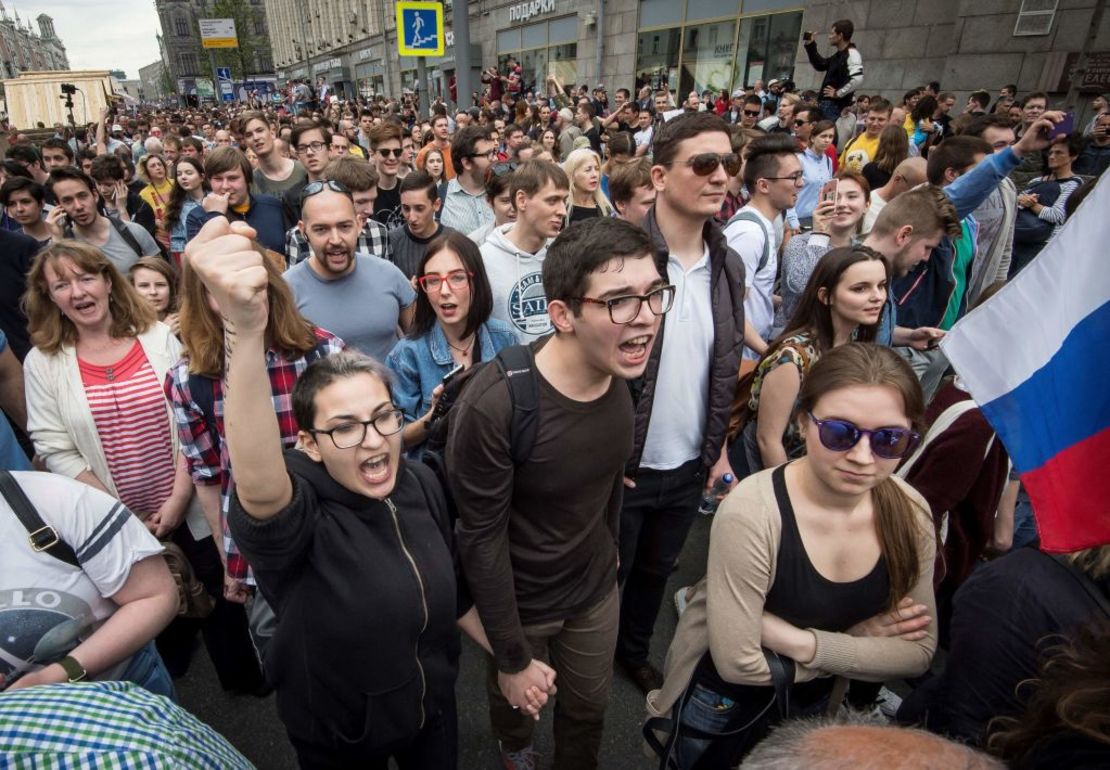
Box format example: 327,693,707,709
1011,487,1040,550
671,683,777,770
119,640,176,701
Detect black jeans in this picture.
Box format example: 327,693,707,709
617,458,705,664
290,693,457,770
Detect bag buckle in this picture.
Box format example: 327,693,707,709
28,525,61,552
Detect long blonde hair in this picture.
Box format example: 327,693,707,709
178,242,317,376
24,240,156,354
562,147,614,216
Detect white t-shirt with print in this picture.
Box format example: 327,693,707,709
0,472,163,686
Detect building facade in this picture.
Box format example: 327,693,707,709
0,7,68,77
156,0,276,102
269,1,1109,108
139,60,169,101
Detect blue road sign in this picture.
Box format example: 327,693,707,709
396,2,444,56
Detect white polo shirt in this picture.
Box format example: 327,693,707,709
640,246,713,471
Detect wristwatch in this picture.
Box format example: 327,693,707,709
57,655,88,683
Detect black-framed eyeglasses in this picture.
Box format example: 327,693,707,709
763,170,805,185
575,285,676,324
673,152,741,177
807,412,921,460
295,141,328,155
377,147,404,157
467,148,498,160
302,180,352,199
743,109,762,117
310,409,405,449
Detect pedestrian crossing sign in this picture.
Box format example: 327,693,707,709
396,2,445,57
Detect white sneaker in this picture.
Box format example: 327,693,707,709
867,686,903,722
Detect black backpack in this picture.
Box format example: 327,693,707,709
421,344,540,524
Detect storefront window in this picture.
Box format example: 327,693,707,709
680,21,735,97
496,15,579,96
636,28,680,94
735,11,802,89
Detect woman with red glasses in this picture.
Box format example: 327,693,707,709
648,343,937,768
386,231,516,454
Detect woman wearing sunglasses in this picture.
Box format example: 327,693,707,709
386,232,516,454
649,343,937,768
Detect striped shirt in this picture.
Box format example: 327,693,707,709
440,177,494,234
80,342,175,516
0,680,252,769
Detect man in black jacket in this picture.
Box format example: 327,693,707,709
616,112,746,693
803,19,864,122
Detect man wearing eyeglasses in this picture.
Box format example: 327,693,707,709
450,217,672,770
724,134,801,360
614,112,745,696
283,122,332,220
284,181,415,362
368,123,406,228
441,125,498,234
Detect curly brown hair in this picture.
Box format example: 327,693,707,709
988,620,1110,763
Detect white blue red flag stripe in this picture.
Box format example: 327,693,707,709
941,173,1110,552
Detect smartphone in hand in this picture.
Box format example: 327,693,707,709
1047,112,1075,140
820,178,839,206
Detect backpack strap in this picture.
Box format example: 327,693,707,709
493,345,540,466
0,470,80,567
107,216,148,258
725,210,773,274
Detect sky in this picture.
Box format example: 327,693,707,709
37,0,162,80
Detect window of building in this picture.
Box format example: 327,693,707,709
734,11,802,90
175,16,189,37
496,15,578,94
179,52,199,75
254,16,265,36
636,28,681,94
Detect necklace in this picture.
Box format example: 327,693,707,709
446,335,474,356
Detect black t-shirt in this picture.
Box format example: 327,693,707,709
372,181,403,229
568,205,600,225
387,224,454,279
0,229,41,360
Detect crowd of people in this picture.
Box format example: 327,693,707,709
0,16,1108,770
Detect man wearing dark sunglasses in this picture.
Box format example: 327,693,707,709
615,112,746,695
368,122,405,228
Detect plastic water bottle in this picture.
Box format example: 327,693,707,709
698,473,734,516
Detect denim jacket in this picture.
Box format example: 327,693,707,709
386,319,517,425
170,198,201,255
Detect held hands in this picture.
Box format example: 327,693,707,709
847,596,931,642
145,496,188,539
1017,193,1039,209
498,659,558,721
185,217,269,335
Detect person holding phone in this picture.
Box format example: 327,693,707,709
386,231,516,454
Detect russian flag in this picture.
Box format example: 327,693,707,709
941,174,1110,553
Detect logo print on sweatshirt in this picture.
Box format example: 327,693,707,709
508,272,551,336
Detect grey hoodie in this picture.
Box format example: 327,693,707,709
480,223,552,342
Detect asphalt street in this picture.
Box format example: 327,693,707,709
176,512,715,769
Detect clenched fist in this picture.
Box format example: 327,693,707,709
184,217,270,335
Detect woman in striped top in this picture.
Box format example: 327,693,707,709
22,241,264,688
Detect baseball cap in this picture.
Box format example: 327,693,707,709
731,89,744,99
111,124,123,132
767,79,781,88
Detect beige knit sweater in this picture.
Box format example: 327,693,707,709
646,466,938,718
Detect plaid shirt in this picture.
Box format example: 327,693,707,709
285,218,392,267
715,189,750,226
0,681,252,768
164,328,345,582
